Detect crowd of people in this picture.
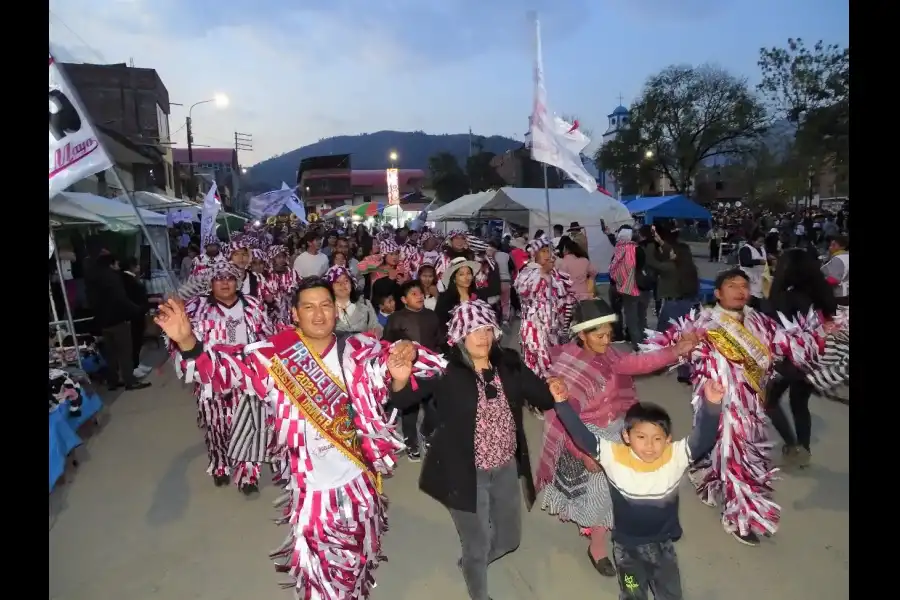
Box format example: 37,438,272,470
135,211,850,600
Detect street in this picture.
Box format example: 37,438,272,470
49,250,849,600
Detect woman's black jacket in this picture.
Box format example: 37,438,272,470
390,347,555,513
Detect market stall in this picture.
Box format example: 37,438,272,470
49,368,103,492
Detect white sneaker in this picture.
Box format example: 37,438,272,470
133,365,152,378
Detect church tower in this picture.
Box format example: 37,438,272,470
598,100,630,198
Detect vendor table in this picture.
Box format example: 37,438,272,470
49,381,103,493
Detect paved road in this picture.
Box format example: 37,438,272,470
49,252,849,600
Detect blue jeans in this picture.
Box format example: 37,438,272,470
657,299,696,380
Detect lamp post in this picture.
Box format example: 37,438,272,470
184,93,229,199
387,150,399,227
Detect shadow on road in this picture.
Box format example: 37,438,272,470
145,441,206,527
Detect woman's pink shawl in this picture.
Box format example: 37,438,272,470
534,342,678,493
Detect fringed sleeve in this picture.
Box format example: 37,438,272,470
771,308,827,371
342,334,446,476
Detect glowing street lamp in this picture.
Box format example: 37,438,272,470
644,150,654,159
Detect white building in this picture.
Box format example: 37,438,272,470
598,104,630,198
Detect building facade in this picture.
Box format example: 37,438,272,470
62,62,174,197
172,148,239,209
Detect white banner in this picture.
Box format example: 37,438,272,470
49,232,56,258
248,183,296,218
528,18,597,194
200,181,220,245
49,54,114,201
386,168,400,205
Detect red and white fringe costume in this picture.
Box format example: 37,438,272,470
641,304,826,538
215,332,445,599
263,246,300,327
514,260,575,378
190,252,226,278
170,292,274,487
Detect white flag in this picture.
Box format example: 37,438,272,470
528,18,597,194
200,181,220,246
49,54,114,201
281,182,308,223
248,183,295,218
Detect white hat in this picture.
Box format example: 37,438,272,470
441,256,482,288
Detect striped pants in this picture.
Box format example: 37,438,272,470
197,391,260,486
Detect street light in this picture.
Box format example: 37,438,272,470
184,93,230,198
388,150,398,165
644,150,654,159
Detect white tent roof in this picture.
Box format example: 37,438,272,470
426,191,497,221
51,192,168,228
428,187,632,233
114,191,195,210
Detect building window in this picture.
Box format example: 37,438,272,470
610,118,616,127
156,104,169,143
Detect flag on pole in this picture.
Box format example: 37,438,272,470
248,184,296,218
528,17,597,194
49,54,114,201
281,182,307,223
200,181,220,246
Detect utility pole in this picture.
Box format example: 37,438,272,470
234,131,253,164
234,132,253,213
186,116,195,199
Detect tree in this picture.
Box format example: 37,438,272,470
465,151,505,193
427,152,469,203
596,64,768,194
757,38,849,190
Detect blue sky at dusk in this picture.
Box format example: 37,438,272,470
49,0,848,163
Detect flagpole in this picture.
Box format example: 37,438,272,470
542,164,552,233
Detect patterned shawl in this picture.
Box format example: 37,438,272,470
534,342,638,493
609,240,638,296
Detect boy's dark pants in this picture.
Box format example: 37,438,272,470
612,539,683,600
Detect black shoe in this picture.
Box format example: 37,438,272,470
731,530,760,546
125,381,152,391
406,448,421,463
676,376,692,385
213,474,230,487
241,483,259,496
107,383,122,392
587,550,616,577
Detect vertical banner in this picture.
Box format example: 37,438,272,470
49,54,114,200
386,168,400,205
200,181,220,245
49,232,56,258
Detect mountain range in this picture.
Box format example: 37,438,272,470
246,130,522,188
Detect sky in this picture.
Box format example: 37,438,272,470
49,0,848,166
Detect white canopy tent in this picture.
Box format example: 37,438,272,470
51,192,168,227
427,188,633,273
51,192,172,272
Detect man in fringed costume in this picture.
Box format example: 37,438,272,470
417,231,443,276
169,262,274,494
191,238,226,277
641,268,839,546
535,299,695,577
156,277,445,598
514,236,576,379
263,244,300,327
227,240,267,299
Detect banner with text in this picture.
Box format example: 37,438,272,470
49,54,114,201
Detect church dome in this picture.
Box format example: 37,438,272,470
610,105,629,116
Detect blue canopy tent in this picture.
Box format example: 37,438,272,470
623,194,712,224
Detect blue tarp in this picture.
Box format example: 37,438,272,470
49,392,103,492
624,195,712,224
